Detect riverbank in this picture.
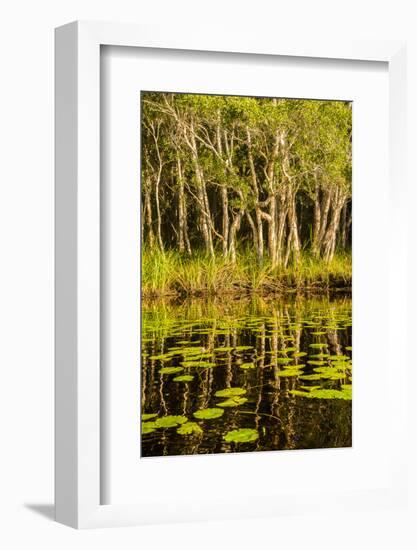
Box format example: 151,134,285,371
142,249,352,298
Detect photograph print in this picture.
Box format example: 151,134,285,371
140,92,352,457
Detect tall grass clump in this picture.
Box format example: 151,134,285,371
141,246,351,297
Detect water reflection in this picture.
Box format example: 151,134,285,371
141,294,352,457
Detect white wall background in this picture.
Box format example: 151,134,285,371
0,0,416,548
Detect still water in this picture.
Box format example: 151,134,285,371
141,294,352,457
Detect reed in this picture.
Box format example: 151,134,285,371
142,247,351,297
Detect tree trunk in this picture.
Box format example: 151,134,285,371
176,156,191,255
322,189,346,262
188,123,215,258
144,184,155,249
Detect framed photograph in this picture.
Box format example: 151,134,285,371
55,21,407,528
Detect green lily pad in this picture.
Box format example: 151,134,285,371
181,361,217,368
173,375,194,382
276,358,293,365
234,346,254,351
240,362,256,370
142,413,157,421
217,396,248,407
154,415,188,428
293,351,308,357
309,343,328,349
215,387,247,397
159,366,184,375
224,428,259,443
277,369,302,377
214,347,235,352
299,373,323,381
193,408,224,420
142,421,157,434
177,422,203,435
290,388,352,400
307,360,326,366
345,346,352,351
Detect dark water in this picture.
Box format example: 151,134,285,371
141,294,352,457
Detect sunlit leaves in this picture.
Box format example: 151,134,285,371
154,415,188,428
215,387,247,397
193,408,224,420
159,366,184,375
224,429,259,443
177,422,203,435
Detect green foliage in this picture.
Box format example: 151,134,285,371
289,387,352,400
142,421,157,434
224,429,259,443
215,387,247,397
142,413,157,421
142,247,351,297
154,415,188,428
193,408,224,420
177,422,203,435
159,366,184,375
142,91,352,290
173,375,194,382
217,396,248,407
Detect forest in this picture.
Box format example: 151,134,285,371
141,92,352,296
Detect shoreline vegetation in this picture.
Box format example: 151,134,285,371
141,93,352,297
142,248,352,298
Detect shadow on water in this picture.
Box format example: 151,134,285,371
141,293,352,457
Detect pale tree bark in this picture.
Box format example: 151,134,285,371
176,156,191,255
143,181,155,249
187,123,215,258
246,128,264,264
322,187,347,262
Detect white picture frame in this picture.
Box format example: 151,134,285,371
55,20,407,529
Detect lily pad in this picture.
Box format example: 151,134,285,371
276,358,293,365
299,373,323,381
159,366,184,375
150,354,172,361
293,352,307,357
215,387,247,397
177,422,203,435
142,421,157,434
154,415,188,428
173,375,194,382
193,408,224,420
224,428,259,443
142,413,157,421
290,388,352,400
240,362,256,370
217,396,248,407
309,343,328,349
277,369,302,377
181,361,217,368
